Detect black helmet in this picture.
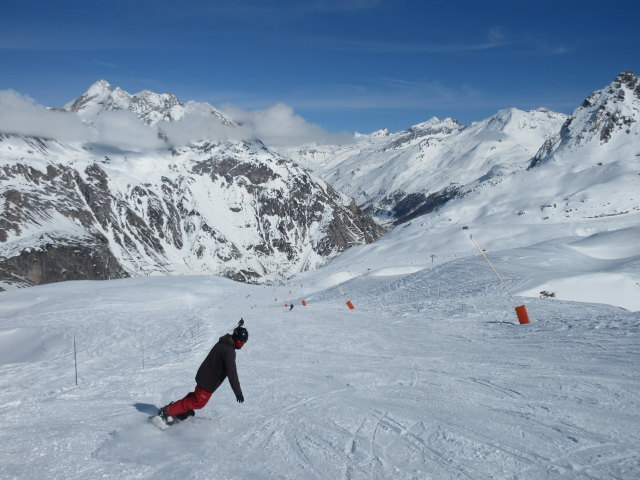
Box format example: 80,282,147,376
233,318,248,343
233,326,248,343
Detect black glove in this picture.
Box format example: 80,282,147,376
236,394,244,403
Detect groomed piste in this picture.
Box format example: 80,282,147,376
1,226,639,479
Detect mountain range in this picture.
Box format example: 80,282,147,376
64,79,234,127
283,72,639,227
0,71,638,290
0,81,385,289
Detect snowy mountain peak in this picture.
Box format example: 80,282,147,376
87,79,113,96
612,70,639,94
573,70,639,144
485,107,520,125
408,117,464,137
64,81,233,127
354,118,462,140
480,107,567,136
530,70,640,168
412,116,446,129
0,131,385,288
354,128,389,139
134,89,181,108
64,79,114,115
285,107,567,225
579,70,639,123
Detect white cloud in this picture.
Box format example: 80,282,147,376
93,110,165,151
219,103,352,146
159,112,237,146
0,90,93,142
159,102,351,148
0,89,349,150
0,91,165,151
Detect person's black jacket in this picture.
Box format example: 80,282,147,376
195,334,243,397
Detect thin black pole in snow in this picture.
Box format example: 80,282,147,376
73,335,78,387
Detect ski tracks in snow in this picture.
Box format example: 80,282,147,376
1,272,639,479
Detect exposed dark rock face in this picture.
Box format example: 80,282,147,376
527,134,562,170
0,135,385,289
0,81,387,289
0,154,129,289
392,187,460,225
367,186,461,226
0,239,129,290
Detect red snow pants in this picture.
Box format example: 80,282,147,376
166,385,212,417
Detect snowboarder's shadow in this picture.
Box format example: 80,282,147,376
133,402,158,415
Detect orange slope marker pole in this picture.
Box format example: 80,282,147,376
470,235,530,324
334,280,355,310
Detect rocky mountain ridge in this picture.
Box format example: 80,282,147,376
283,108,568,224
529,71,640,168
0,82,385,289
2,72,638,290
64,79,234,127
283,72,639,226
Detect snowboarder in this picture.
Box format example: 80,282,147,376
289,303,294,311
156,319,248,427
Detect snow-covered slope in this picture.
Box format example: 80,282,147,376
306,142,640,314
283,108,567,224
290,75,640,314
0,227,638,479
280,73,640,312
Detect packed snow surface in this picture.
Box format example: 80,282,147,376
1,228,639,479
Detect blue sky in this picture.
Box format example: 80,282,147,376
1,0,638,134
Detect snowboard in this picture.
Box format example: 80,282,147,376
149,410,195,430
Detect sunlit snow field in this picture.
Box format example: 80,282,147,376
1,224,639,479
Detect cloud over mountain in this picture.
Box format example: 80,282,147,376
0,90,89,142
219,103,352,147
1,81,351,151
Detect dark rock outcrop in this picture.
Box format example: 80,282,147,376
0,239,129,290
0,135,385,289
